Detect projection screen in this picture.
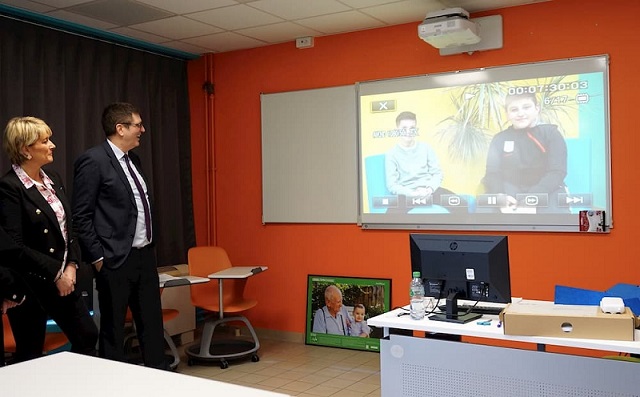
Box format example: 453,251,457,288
357,55,611,232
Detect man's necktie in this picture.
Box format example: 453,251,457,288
124,154,151,241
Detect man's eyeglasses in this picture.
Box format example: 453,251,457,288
119,122,144,129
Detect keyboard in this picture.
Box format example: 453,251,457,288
437,304,505,316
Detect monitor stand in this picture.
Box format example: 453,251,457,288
428,292,482,324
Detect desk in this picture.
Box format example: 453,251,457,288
368,304,640,396
186,266,267,368
92,270,210,330
158,265,209,343
123,273,209,369
158,273,210,288
0,352,290,396
159,274,208,368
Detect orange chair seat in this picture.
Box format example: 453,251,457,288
3,314,69,354
123,305,182,369
198,299,257,314
188,247,259,316
185,246,262,367
161,308,179,322
125,308,179,323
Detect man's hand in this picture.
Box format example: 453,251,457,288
94,260,104,273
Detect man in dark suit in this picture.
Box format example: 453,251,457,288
72,102,167,369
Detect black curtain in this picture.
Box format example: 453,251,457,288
0,16,195,267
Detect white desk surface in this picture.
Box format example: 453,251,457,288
0,352,290,397
208,266,268,279
367,303,640,355
158,273,209,287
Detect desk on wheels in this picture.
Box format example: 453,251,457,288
186,266,267,368
159,274,210,288
368,303,640,397
158,274,209,369
123,274,209,370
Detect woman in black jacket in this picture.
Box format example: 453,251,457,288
0,116,97,362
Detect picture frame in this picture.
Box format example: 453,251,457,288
305,275,391,352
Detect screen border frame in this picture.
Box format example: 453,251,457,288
356,55,611,232
305,274,392,352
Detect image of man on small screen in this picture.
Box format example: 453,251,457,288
482,92,569,213
312,285,351,336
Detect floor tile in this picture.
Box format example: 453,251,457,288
175,332,381,397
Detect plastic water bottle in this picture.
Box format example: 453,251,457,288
410,271,425,320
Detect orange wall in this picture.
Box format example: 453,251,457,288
188,0,640,334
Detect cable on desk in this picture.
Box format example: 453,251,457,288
393,306,410,316
394,298,443,317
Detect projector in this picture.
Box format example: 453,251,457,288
418,7,481,49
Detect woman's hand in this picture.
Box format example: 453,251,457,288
55,266,76,296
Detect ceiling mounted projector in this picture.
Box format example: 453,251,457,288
418,7,481,49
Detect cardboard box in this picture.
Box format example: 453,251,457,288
499,300,636,341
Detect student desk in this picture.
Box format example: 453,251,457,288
121,272,210,369
367,303,640,396
186,266,267,368
158,273,210,288
0,352,289,396
158,273,209,369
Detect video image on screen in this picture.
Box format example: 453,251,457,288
358,55,610,231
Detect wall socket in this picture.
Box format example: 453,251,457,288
295,36,314,49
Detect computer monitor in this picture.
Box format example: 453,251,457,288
409,233,511,324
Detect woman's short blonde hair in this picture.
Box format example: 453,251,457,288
3,117,52,165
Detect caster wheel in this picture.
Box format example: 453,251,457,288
251,354,260,362
220,360,229,369
187,358,195,366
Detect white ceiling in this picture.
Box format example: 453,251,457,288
0,0,549,56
